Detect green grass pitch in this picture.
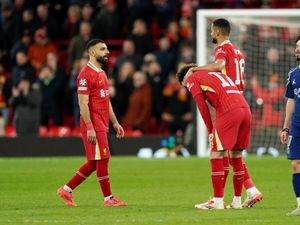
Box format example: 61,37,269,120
0,156,299,225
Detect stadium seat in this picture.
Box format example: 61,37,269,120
48,126,72,137
4,126,16,137
39,126,49,137
72,127,82,137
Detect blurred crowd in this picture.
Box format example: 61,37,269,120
0,0,299,139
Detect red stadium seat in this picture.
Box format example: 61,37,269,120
72,127,82,137
48,126,72,137
4,126,16,137
39,126,49,137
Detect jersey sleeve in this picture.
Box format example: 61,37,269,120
214,46,226,61
186,76,213,133
285,72,294,99
77,70,90,95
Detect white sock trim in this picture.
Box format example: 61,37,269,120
297,197,300,208
63,185,73,193
104,195,113,201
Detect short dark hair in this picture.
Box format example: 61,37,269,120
86,39,105,51
296,35,300,43
176,63,197,84
213,18,231,36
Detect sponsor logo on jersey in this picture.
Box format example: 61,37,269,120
100,89,109,98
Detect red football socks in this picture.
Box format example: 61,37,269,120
243,163,255,190
231,157,244,196
66,160,96,190
96,159,112,197
210,158,225,198
223,156,230,188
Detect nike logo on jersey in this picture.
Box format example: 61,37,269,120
292,79,296,85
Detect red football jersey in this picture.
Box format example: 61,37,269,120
214,40,245,92
77,61,109,132
186,70,249,133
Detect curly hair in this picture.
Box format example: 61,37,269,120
176,63,197,84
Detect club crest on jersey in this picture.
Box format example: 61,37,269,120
79,79,87,87
294,88,300,98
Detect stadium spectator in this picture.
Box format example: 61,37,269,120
46,52,67,124
38,65,63,126
28,28,57,74
57,39,127,207
251,74,285,153
0,63,11,126
141,53,164,123
113,39,142,75
68,21,92,71
20,8,38,37
177,41,194,64
126,0,154,31
11,51,36,86
36,3,59,40
280,35,300,216
154,36,177,78
69,57,89,126
153,0,178,29
166,21,182,50
93,0,121,40
9,77,41,136
10,30,32,66
62,4,81,39
161,72,193,134
80,3,95,24
176,64,251,210
127,19,153,57
190,18,263,208
112,60,135,120
123,70,152,133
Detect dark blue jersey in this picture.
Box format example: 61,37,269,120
286,66,300,137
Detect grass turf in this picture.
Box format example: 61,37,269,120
0,156,299,225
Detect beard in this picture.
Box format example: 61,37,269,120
96,55,108,64
212,37,217,44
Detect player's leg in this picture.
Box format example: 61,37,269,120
96,158,127,206
287,159,300,216
195,150,225,210
241,161,263,207
95,132,126,206
223,150,230,188
228,150,244,209
57,160,96,206
287,136,300,215
233,107,263,208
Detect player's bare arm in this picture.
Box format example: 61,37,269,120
281,98,294,144
78,94,96,144
188,59,225,75
109,100,124,138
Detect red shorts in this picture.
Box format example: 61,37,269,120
81,131,111,160
211,107,251,152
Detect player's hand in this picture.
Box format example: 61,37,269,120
113,122,125,138
87,129,96,144
280,131,289,144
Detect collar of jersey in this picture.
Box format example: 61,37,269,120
88,61,102,72
219,40,231,46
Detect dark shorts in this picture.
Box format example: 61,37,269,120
287,135,300,160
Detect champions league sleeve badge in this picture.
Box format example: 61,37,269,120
79,79,87,87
